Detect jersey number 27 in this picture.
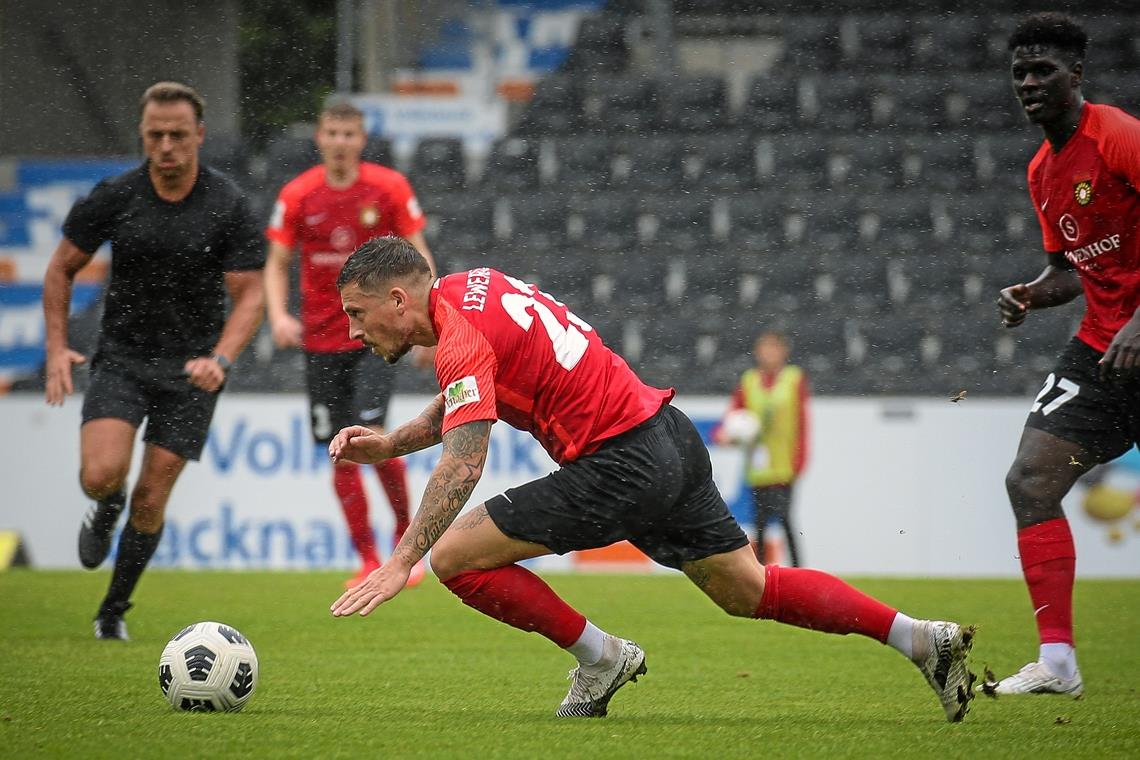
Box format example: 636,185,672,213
500,275,593,371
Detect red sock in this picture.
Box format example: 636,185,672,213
374,458,411,542
443,566,588,648
333,465,379,565
1018,518,1076,646
754,565,896,643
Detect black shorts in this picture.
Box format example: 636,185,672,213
485,404,749,569
305,349,397,443
1025,337,1140,462
81,353,219,461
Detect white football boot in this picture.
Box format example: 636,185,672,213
982,661,1084,697
913,620,977,722
556,635,647,717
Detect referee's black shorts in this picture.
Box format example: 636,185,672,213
485,404,749,569
1025,337,1140,462
81,352,219,461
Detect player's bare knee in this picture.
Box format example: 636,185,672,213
79,464,127,500
428,539,463,581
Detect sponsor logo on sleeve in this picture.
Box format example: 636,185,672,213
444,376,481,415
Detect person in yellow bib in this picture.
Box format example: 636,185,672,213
714,331,810,566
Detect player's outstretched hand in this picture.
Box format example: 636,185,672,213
44,348,86,406
1099,317,1140,381
328,425,392,464
998,283,1032,328
330,560,412,617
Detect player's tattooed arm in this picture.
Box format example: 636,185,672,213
385,394,446,457
393,420,491,565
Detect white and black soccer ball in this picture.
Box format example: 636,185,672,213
158,621,258,712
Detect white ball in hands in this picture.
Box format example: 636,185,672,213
721,409,762,445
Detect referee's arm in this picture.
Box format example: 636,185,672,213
42,237,93,405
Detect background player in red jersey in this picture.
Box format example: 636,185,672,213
265,101,437,589
990,13,1140,697
326,237,977,722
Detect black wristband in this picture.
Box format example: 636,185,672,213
211,354,232,373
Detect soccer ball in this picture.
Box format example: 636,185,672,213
721,409,762,445
158,621,259,712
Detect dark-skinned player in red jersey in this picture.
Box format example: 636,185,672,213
324,237,977,722
989,13,1140,697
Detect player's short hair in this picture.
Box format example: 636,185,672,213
140,81,205,123
338,236,431,292
321,100,364,122
1007,13,1088,64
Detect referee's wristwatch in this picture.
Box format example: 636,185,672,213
211,354,232,374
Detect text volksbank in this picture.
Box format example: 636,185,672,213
204,413,550,476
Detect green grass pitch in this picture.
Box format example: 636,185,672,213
1,571,1138,758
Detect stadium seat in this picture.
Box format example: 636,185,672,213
757,133,829,191
409,137,467,193
565,191,638,252
726,191,785,251
423,192,495,250
636,194,714,248
562,13,629,73
848,15,913,72
583,75,659,134
807,75,875,132
200,133,252,187
656,75,729,132
899,135,976,193
778,15,842,71
683,133,756,192
911,15,988,73
516,76,584,135
618,135,683,192
1083,16,1140,70
740,74,800,133
552,135,616,190
361,137,395,169
827,134,900,192
482,137,542,192
889,75,951,131
975,134,1039,190
506,192,569,251
264,134,320,191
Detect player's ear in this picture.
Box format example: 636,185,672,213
1070,60,1083,87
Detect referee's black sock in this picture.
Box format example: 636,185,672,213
98,522,163,618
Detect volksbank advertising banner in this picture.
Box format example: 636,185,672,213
2,394,1139,577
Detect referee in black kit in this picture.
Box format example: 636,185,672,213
42,82,264,639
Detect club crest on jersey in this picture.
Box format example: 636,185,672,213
444,376,481,415
1074,180,1093,207
360,205,380,227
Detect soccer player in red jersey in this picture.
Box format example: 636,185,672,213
326,237,977,722
991,13,1140,697
265,101,436,589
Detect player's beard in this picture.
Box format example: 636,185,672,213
369,341,409,365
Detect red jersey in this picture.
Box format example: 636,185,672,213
267,162,426,353
430,268,674,465
1028,102,1140,352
